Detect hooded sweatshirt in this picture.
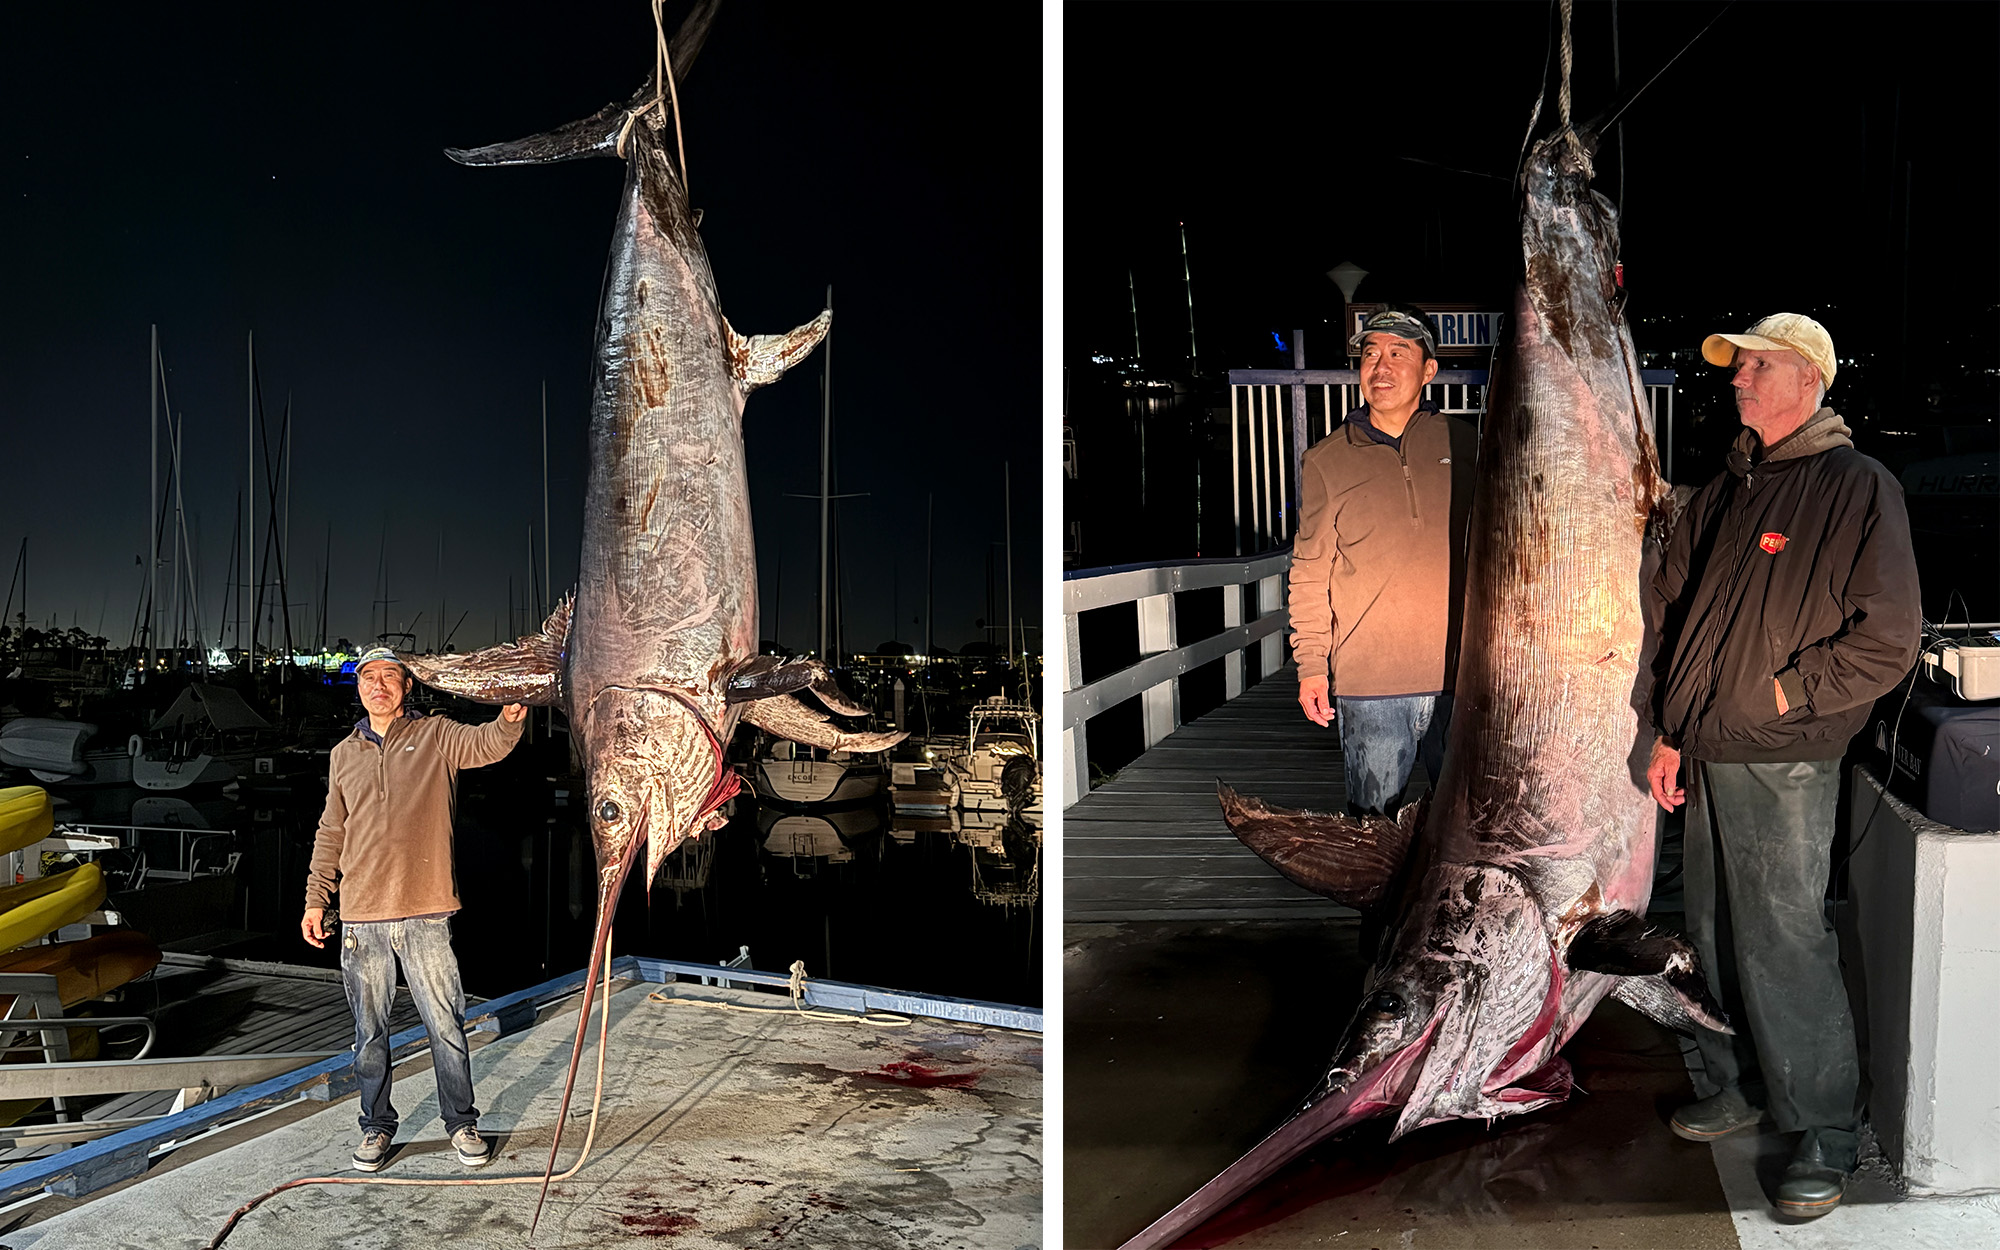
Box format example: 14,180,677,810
1650,409,1922,762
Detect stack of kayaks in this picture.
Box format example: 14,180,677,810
0,863,107,954
0,786,55,859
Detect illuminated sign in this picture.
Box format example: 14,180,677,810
1350,304,1504,357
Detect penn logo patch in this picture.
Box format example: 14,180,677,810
1758,532,1789,554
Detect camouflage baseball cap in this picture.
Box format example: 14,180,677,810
353,646,406,675
1348,308,1437,360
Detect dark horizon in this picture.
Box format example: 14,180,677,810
1067,2,1999,401
1,3,1042,661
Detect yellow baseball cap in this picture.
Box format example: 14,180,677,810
1701,313,1836,391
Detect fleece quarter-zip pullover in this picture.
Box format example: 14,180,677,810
304,709,524,922
1288,405,1480,697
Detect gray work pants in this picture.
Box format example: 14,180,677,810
1683,758,1859,1134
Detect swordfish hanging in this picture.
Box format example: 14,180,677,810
1118,115,1732,1250
396,0,902,1223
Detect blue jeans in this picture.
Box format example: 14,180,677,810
1336,694,1452,817
339,916,479,1137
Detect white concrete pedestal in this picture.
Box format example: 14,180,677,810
1849,767,2000,1195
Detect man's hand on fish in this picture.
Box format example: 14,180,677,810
500,703,527,723
1298,676,1335,727
1647,737,1685,812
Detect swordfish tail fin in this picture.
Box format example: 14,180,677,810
445,0,721,167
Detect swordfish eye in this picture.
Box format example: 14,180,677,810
597,799,622,824
1365,990,1406,1017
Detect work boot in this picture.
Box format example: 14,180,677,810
1775,1126,1858,1219
452,1125,493,1168
352,1129,394,1172
1670,1089,1766,1141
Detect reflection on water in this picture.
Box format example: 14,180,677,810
42,776,1043,1009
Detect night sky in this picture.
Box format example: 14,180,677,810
1068,2,1999,386
2,3,1041,658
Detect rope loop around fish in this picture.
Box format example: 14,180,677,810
615,0,689,192
647,958,913,1028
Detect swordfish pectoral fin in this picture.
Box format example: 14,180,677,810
1215,782,1420,913
725,309,832,393
397,596,572,707
1569,909,1733,1034
724,655,868,715
741,694,905,754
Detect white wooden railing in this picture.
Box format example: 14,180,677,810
1225,368,1676,552
1060,551,1292,807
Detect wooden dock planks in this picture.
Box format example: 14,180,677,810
1066,665,1361,922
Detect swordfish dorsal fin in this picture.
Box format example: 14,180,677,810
1216,782,1422,913
725,310,832,392
742,694,905,754
399,595,572,707
443,0,721,167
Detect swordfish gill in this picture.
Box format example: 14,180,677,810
1122,124,1730,1249
396,0,903,1226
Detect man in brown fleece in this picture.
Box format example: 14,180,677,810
302,646,526,1173
1645,313,1919,1220
1289,307,1478,817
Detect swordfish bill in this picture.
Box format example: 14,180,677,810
1124,126,1729,1250
400,0,900,1228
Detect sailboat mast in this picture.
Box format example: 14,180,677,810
246,331,257,680
1128,269,1142,364
148,325,158,681
924,492,933,661
542,380,551,616
818,284,832,661
1005,461,1014,669
1180,221,1199,376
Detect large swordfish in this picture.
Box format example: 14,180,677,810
396,0,901,1219
1121,124,1729,1249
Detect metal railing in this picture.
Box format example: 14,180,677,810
1061,551,1292,806
1224,368,1676,552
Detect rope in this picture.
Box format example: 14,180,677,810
204,939,624,1249
614,0,689,196
647,959,911,1028
1556,0,1589,170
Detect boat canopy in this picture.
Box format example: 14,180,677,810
151,684,273,733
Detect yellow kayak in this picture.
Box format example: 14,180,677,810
0,863,106,954
0,787,53,858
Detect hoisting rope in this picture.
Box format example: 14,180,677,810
1556,0,1590,173
616,0,689,194
649,959,912,1028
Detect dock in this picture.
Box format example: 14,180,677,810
0,959,1042,1249
1064,665,1357,923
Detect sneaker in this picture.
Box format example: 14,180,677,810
352,1129,394,1172
1671,1090,1766,1142
1775,1126,1858,1220
452,1125,493,1168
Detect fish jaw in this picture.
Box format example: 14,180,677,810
581,687,730,888
1329,862,1564,1138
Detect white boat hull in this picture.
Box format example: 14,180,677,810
753,758,886,806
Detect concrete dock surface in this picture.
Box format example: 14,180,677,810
1066,917,2000,1249
0,976,1042,1250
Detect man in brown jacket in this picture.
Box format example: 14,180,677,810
1645,313,1920,1220
1289,307,1478,816
302,646,526,1173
